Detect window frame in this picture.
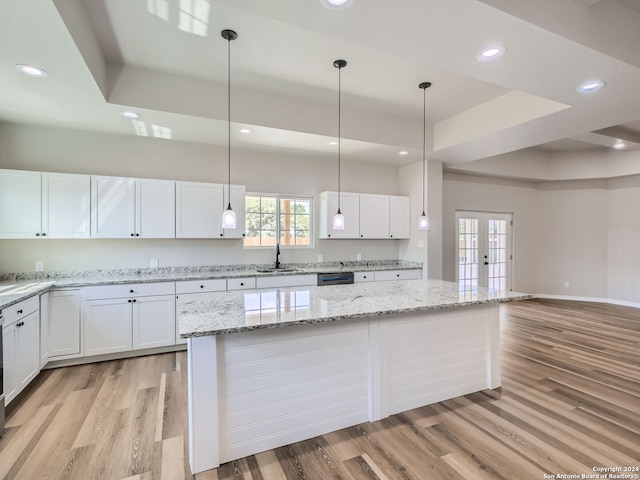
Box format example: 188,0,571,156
243,192,314,249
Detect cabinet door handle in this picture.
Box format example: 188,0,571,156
135,233,140,237
390,235,393,238
42,232,46,236
360,235,363,238
132,299,137,302
35,233,40,237
328,234,331,238
17,321,24,327
128,299,132,303
220,233,223,237
131,233,134,237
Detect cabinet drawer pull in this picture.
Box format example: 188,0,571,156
129,289,134,293
396,274,400,277
240,282,244,286
17,309,23,314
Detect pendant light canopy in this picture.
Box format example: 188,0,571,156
418,81,432,231
221,29,237,230
332,59,347,231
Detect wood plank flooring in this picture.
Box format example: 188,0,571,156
1,299,638,479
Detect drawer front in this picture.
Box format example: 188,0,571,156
83,282,175,300
227,277,256,291
175,279,227,294
2,295,40,326
374,269,422,282
256,274,317,289
354,272,374,283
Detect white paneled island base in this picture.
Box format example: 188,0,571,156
180,280,527,474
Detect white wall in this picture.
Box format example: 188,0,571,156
607,175,640,304
536,181,608,298
442,173,540,294
0,123,404,273
444,171,640,305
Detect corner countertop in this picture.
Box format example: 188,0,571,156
178,279,533,337
0,260,421,311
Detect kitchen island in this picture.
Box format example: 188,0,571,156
179,279,531,474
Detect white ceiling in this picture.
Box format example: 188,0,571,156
1,0,640,176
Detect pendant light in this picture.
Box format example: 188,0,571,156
332,59,347,231
418,81,432,231
221,29,237,229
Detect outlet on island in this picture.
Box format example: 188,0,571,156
356,253,362,261
35,261,44,272
150,257,159,268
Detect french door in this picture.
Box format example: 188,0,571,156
455,211,513,291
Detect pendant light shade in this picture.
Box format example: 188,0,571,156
221,29,237,229
333,59,347,231
418,81,432,231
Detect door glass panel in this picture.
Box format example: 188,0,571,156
458,218,479,291
487,218,508,291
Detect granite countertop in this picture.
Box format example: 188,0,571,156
178,279,533,337
0,260,421,310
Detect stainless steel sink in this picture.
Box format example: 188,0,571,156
256,268,297,273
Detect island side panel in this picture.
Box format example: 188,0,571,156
187,335,220,473
487,302,501,389
380,305,498,416
216,320,370,463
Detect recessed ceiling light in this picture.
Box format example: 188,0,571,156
321,0,353,10
613,140,625,149
398,151,409,156
239,128,251,134
576,80,605,94
121,111,140,119
328,141,338,145
16,64,48,78
476,46,505,62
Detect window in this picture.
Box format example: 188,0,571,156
244,194,312,247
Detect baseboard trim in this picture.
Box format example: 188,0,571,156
43,344,187,369
534,294,640,309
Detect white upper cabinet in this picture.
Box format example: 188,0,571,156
319,191,360,239
223,184,246,239
319,191,410,240
176,181,224,238
389,195,411,239
91,176,135,238
0,169,90,239
359,194,390,239
175,181,245,239
135,178,175,238
91,176,175,238
0,169,42,238
42,172,91,238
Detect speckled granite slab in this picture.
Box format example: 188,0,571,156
178,279,533,337
0,260,421,287
0,260,422,310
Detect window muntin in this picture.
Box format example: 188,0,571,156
245,194,312,248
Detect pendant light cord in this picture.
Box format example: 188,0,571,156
422,85,426,214
227,35,231,206
337,64,342,213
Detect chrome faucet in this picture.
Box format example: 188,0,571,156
275,242,281,269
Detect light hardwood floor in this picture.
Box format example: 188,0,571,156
1,299,638,479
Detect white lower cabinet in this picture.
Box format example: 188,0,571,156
84,298,133,356
132,295,175,350
48,289,82,358
82,282,176,357
2,297,40,405
373,269,422,281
